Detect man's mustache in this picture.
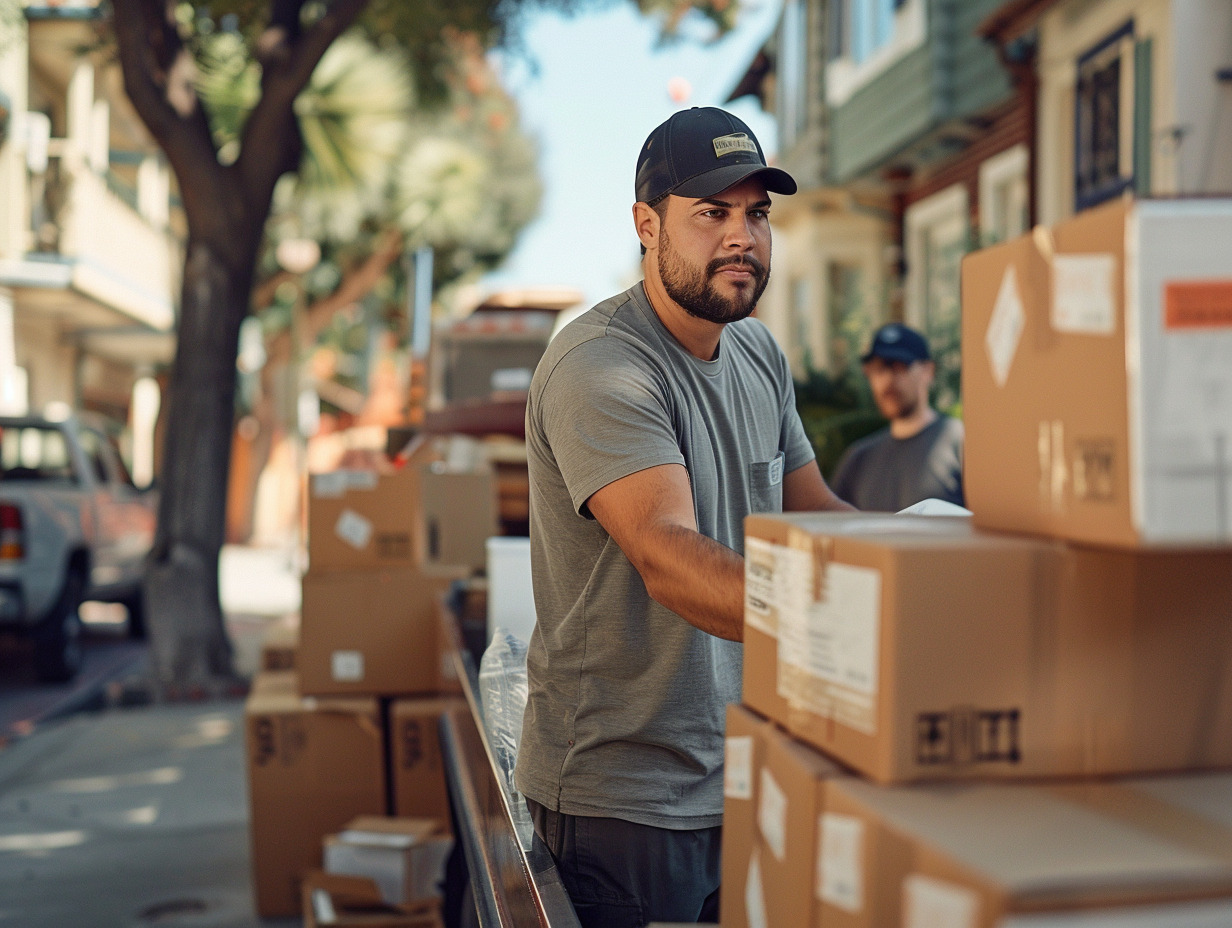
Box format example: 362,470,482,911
707,255,766,279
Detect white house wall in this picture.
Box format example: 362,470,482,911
761,207,890,378
1172,0,1232,193
1035,0,1173,225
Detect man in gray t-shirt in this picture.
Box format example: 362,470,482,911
831,322,965,512
516,106,852,927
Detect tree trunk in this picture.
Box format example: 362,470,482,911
145,240,251,687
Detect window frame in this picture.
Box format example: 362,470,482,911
1073,20,1137,211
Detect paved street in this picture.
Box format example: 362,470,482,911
0,545,301,928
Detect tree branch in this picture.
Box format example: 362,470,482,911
111,0,236,247
303,227,404,337
235,0,371,214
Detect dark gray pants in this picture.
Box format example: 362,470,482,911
525,797,721,928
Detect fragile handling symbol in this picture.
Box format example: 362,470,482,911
915,707,1022,766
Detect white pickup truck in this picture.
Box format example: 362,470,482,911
0,413,156,682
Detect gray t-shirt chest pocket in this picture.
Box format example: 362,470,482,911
748,451,785,513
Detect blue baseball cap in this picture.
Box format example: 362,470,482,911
861,323,931,364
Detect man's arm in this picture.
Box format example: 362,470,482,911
783,460,857,512
587,463,745,641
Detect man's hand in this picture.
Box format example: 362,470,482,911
783,461,857,512
587,463,745,641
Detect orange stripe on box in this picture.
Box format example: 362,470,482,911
1164,280,1232,329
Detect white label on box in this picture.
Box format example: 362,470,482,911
331,650,365,682
312,471,350,498
724,736,754,800
345,470,379,491
808,563,881,695
986,265,1025,388
744,537,782,635
334,509,373,550
757,768,787,861
818,813,864,912
903,874,979,928
779,561,881,690
746,849,768,928
1052,253,1116,334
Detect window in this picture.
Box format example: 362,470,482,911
978,144,1029,246
826,262,867,375
0,426,73,482
778,0,809,149
1075,22,1136,210
826,0,925,106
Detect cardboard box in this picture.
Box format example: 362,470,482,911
259,623,299,672
720,704,770,928
301,872,444,928
743,511,1232,784
245,672,387,918
961,197,1232,547
758,721,848,928
389,697,462,823
323,816,454,907
299,568,462,697
417,465,498,573
309,468,422,574
820,772,1232,927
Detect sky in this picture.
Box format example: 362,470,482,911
479,0,783,312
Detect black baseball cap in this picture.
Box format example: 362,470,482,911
861,323,931,364
635,106,797,204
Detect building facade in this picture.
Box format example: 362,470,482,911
0,2,178,482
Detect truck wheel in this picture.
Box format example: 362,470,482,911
33,568,85,683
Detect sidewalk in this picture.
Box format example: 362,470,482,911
0,545,302,928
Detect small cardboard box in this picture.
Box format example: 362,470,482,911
757,722,849,928
719,704,770,928
389,697,463,824
259,622,298,672
245,672,386,918
743,511,1232,784
299,568,463,697
301,872,444,928
417,465,499,574
961,197,1232,547
323,816,454,908
308,467,421,574
820,772,1232,927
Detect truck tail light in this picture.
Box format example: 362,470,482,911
0,502,24,560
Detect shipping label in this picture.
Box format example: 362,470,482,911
744,537,782,636
1052,253,1117,334
986,265,1025,388
724,735,754,800
1164,280,1232,330
757,768,788,862
777,545,881,736
818,813,864,913
334,509,373,551
903,875,979,928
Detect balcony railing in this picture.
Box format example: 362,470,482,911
25,150,178,332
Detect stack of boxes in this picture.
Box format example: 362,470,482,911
723,198,1232,927
245,439,501,920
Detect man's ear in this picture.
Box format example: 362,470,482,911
633,201,661,252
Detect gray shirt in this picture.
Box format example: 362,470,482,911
515,283,815,828
830,415,965,512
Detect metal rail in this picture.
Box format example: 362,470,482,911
439,624,581,928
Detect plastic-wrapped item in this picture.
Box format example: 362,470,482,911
477,627,529,794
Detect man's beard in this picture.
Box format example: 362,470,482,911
658,229,769,325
